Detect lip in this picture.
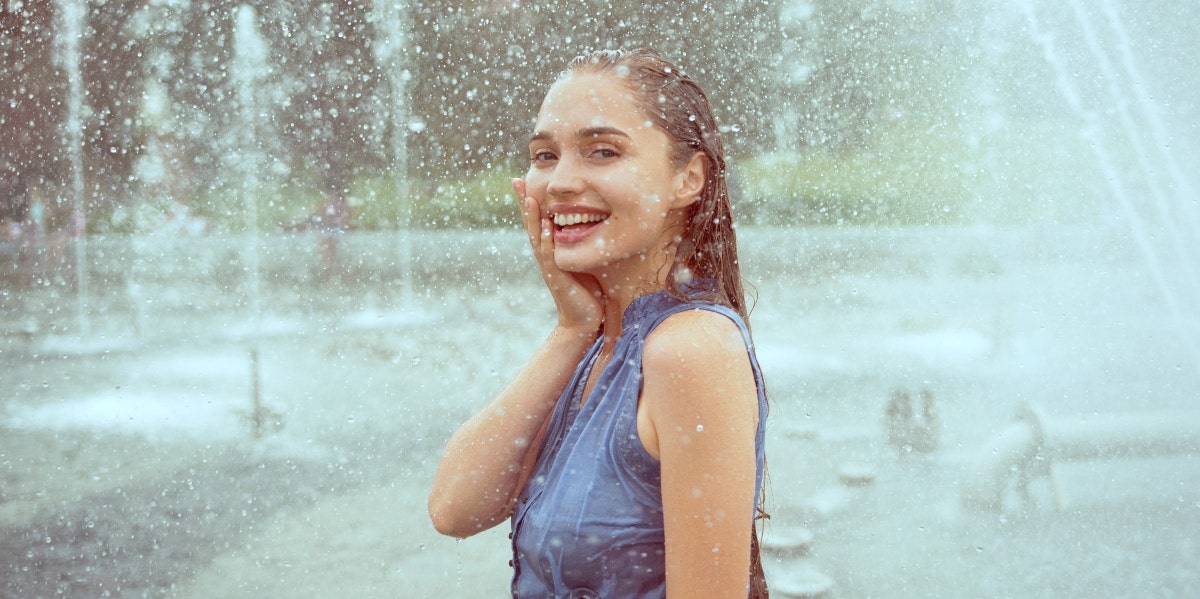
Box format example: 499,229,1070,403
547,204,608,244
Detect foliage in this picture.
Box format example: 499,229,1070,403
777,0,979,152
953,118,1111,224
174,177,320,235
1,0,145,222
348,175,410,231
416,167,520,230
736,116,1111,226
335,168,519,231
266,0,386,189
406,0,779,174
1,0,780,229
0,0,1120,232
736,122,972,226
0,0,61,220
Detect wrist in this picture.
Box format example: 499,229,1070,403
550,321,601,346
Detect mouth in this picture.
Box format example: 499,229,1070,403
548,209,608,243
551,212,607,228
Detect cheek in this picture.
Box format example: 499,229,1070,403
524,169,549,197
639,193,669,216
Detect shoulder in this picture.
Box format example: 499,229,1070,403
639,305,758,454
641,306,755,410
643,306,748,369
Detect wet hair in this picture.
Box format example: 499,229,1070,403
561,52,769,591
564,48,751,320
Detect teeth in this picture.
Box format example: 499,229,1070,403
552,213,606,227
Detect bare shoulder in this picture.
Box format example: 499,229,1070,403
643,307,748,369
641,308,755,412
640,306,757,456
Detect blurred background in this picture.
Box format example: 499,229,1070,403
1,0,1197,597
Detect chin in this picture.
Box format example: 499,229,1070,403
553,244,613,275
553,253,598,275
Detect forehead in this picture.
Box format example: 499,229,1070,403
533,72,650,133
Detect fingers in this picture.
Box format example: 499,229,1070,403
512,178,532,235
513,179,556,274
511,177,528,222
511,180,602,333
512,178,544,246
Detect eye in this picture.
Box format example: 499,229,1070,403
589,147,619,160
530,148,557,164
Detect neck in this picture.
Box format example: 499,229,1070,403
594,254,678,353
580,222,685,350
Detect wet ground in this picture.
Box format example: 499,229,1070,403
2,227,1197,597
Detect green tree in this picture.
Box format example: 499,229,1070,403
264,0,385,193
0,0,62,221
1,0,145,227
406,0,780,178
780,0,976,151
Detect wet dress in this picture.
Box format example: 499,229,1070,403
509,288,768,598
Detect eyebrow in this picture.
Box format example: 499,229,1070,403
529,126,631,144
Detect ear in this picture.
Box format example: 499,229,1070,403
670,152,707,209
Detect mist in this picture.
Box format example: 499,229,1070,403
2,1,1197,596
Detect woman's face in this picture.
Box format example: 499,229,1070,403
525,71,701,285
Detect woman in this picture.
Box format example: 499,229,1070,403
428,48,768,598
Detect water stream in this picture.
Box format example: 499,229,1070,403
52,0,89,335
1018,0,1200,372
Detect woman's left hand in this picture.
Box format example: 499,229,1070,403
512,178,604,337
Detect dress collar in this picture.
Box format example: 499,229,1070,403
620,277,719,326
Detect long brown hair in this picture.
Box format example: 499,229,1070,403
565,48,750,321
564,48,769,598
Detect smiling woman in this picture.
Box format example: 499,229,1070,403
525,76,697,279
427,49,769,598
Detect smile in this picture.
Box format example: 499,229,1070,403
552,212,607,227
548,210,608,244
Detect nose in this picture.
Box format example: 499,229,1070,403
545,153,586,199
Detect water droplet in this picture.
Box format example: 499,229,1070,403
696,424,704,432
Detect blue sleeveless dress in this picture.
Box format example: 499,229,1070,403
509,288,768,598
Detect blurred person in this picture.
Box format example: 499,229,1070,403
27,184,46,239
2,216,20,241
161,200,207,236
429,48,769,598
16,183,46,279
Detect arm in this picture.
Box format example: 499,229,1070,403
427,324,596,537
640,309,760,598
428,180,603,538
